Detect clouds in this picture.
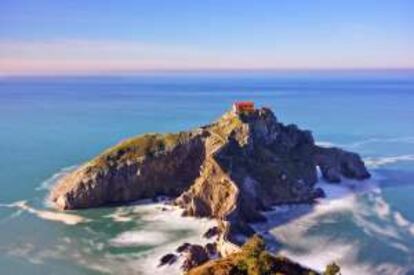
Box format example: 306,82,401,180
1,1,413,74
0,38,413,75
0,39,252,74
0,39,200,74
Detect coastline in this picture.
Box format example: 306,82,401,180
2,164,413,274
0,167,371,274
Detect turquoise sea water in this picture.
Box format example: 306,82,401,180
0,71,414,274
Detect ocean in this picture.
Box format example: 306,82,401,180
0,71,413,274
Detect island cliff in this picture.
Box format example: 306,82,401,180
50,105,369,273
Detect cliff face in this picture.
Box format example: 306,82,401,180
174,109,321,236
50,132,206,209
50,106,370,218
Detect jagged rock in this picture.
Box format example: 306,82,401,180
315,146,371,183
188,235,319,274
203,226,220,239
158,253,177,266
204,243,217,257
176,242,191,253
173,109,324,240
181,244,209,271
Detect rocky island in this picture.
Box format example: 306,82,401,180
50,102,370,274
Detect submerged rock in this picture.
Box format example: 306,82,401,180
203,226,220,239
158,253,178,267
176,242,191,253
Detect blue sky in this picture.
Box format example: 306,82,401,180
0,0,413,74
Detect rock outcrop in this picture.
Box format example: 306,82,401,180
50,131,206,209
50,105,370,268
188,235,325,275
181,244,210,272
315,146,371,182
158,253,178,267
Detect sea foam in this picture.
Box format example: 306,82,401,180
364,154,414,168
110,231,170,247
0,200,88,225
104,202,217,275
36,165,78,191
251,171,413,275
317,136,414,150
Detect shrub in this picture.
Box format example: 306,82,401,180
324,262,341,275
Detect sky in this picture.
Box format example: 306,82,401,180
0,0,413,75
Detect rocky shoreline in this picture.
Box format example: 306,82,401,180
50,105,370,274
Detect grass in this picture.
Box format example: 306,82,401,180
86,131,192,171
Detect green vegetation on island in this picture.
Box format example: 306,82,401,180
188,235,340,275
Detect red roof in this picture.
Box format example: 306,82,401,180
234,101,254,107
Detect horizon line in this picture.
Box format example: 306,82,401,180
2,67,414,77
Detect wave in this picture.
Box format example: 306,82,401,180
364,155,414,168
316,136,414,149
279,240,406,275
101,203,217,274
0,200,89,225
366,192,414,237
315,141,337,147
252,174,413,275
36,165,78,191
110,231,170,247
394,213,414,236
2,200,216,274
347,137,414,149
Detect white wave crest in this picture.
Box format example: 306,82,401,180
317,136,414,149
0,200,89,225
110,231,170,247
348,137,414,149
364,155,414,168
36,165,78,191
2,201,216,274
101,203,217,275
315,141,337,147
256,174,413,275
393,212,414,236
